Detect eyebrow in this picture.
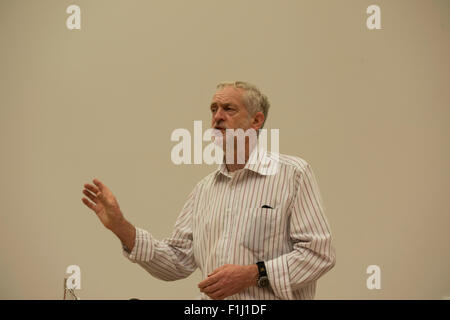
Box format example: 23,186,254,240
210,102,234,109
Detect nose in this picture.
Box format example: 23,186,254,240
213,107,226,125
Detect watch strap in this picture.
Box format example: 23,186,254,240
256,261,267,278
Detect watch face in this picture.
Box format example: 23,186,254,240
258,276,269,288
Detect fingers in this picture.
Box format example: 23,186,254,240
93,178,105,191
214,292,226,300
82,189,98,203
204,287,226,300
198,273,218,290
82,180,104,212
198,265,236,300
92,179,111,205
84,180,106,204
207,264,226,277
199,279,225,300
208,267,222,277
199,265,227,289
82,197,97,212
201,281,222,295
84,183,99,194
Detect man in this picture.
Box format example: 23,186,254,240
82,81,336,299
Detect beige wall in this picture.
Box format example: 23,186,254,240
0,0,449,299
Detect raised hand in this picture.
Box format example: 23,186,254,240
82,178,136,251
82,178,125,232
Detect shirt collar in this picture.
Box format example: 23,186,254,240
216,145,279,178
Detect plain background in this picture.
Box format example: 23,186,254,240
0,0,449,299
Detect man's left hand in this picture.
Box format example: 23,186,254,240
198,264,258,300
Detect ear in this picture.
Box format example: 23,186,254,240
251,111,265,131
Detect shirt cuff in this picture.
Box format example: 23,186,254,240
265,255,295,300
121,227,154,262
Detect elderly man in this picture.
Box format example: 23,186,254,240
82,81,336,300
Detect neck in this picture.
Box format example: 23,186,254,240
225,141,255,173
226,162,246,173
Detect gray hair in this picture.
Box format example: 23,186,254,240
216,81,270,128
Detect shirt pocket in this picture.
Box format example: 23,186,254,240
240,207,283,260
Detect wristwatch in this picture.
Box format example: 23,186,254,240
256,261,269,288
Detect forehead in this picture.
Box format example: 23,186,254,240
212,86,245,106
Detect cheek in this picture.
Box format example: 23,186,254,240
236,117,252,130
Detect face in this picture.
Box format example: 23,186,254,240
210,86,261,133
210,86,265,162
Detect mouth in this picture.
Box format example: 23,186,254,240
213,127,226,139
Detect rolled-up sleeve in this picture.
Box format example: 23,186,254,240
121,186,198,281
266,163,336,299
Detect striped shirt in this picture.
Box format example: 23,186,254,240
123,147,336,299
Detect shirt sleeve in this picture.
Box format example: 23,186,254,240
265,162,336,299
121,185,198,281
